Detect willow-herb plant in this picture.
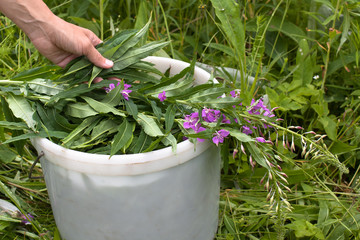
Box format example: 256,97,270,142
0,20,348,214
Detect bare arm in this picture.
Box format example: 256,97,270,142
0,0,113,68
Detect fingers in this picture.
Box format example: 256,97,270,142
57,54,79,68
85,46,114,69
83,29,113,69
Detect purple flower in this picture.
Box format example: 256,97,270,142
255,137,266,143
202,108,221,123
105,81,132,100
121,83,132,101
242,126,253,135
248,98,275,118
230,89,240,98
221,114,231,124
183,112,201,131
158,91,166,102
105,81,121,93
196,126,207,142
248,99,265,115
212,129,230,146
21,213,34,225
105,83,116,93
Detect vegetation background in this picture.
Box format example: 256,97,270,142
0,0,359,239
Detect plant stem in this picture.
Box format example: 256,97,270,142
0,80,23,85
99,0,105,40
321,0,341,90
157,0,175,58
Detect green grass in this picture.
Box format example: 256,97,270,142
1,0,360,239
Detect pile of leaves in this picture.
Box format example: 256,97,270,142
0,19,244,156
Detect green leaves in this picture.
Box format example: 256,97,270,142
210,0,245,61
136,113,164,137
112,41,169,71
27,79,64,96
285,220,325,239
6,94,36,131
0,145,17,164
82,96,126,117
111,119,134,156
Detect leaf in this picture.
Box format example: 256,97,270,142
0,145,17,164
285,219,325,239
0,121,28,130
337,7,350,54
61,58,91,78
136,113,164,137
62,116,100,146
225,128,254,142
142,66,193,94
0,215,21,223
184,86,227,101
161,133,177,152
0,180,22,212
328,50,360,76
101,83,122,106
2,131,68,144
206,43,236,58
165,104,177,132
244,142,269,169
319,116,337,141
150,100,162,121
90,119,118,139
99,30,137,58
82,96,126,117
104,69,160,84
72,119,118,149
27,78,64,96
330,141,357,155
318,201,329,226
6,93,36,131
110,119,134,156
190,96,242,108
185,129,213,140
87,66,103,86
293,39,314,86
211,0,245,60
48,81,113,104
327,214,360,240
11,66,60,81
65,102,98,118
268,15,307,42
124,99,138,118
1,96,26,155
129,130,152,153
113,41,169,71
111,17,152,60
224,215,238,238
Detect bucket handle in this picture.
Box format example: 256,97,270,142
29,151,44,180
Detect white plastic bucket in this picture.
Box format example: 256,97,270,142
32,56,221,240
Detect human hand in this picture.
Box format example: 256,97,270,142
28,16,113,69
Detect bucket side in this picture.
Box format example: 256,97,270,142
41,144,220,240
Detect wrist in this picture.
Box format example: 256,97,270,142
0,0,57,38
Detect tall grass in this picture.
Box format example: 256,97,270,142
1,0,360,239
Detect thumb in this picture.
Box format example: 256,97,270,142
85,46,114,69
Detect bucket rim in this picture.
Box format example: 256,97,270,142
32,137,212,175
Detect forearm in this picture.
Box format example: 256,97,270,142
0,0,56,38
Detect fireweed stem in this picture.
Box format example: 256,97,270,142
0,80,23,85
235,113,349,174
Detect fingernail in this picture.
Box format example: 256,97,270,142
105,59,114,67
